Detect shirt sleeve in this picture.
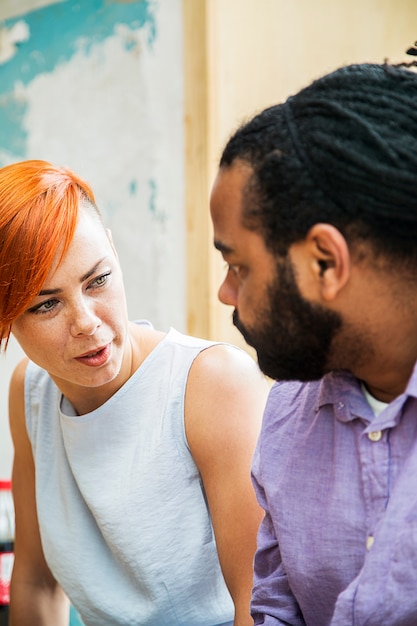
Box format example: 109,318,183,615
251,445,306,626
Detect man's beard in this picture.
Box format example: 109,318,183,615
233,256,342,381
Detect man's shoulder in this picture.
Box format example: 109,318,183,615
266,378,321,414
263,372,354,428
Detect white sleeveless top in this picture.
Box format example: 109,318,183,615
25,323,234,626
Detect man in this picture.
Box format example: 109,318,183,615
210,62,417,625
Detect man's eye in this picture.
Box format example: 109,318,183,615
228,264,241,276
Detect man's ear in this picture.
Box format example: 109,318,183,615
305,223,350,301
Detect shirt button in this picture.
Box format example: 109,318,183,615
368,430,382,442
366,535,374,550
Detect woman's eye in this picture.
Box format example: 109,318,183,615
90,271,111,288
29,299,59,315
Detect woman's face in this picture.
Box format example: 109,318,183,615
12,207,130,396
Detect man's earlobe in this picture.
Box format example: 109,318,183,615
308,224,350,301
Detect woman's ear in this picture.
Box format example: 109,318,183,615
106,228,119,258
305,223,351,301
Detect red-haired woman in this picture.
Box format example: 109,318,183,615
2,160,268,626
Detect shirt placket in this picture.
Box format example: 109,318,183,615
358,424,391,554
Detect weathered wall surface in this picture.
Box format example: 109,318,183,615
0,0,185,478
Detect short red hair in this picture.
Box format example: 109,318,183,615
0,160,96,349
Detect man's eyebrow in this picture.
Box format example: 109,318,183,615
38,258,107,297
214,240,233,255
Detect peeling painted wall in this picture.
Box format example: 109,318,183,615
0,0,185,477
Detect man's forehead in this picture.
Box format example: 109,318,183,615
211,164,250,215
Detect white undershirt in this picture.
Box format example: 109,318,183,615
361,382,389,416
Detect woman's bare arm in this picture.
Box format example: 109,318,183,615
186,345,269,626
9,358,69,626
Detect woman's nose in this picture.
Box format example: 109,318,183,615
70,300,101,337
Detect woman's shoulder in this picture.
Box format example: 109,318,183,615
129,320,167,367
9,356,30,436
10,356,30,391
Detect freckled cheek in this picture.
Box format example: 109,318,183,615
37,328,67,356
99,299,124,322
96,304,128,343
12,334,60,372
11,322,35,353
14,315,64,345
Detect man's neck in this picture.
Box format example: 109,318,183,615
354,348,417,403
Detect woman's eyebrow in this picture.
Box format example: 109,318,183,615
38,287,62,296
80,258,106,282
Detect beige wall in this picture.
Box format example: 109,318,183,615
184,0,417,348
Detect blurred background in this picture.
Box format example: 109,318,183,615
0,0,416,481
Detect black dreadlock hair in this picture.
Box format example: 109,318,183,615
397,39,417,67
220,63,417,264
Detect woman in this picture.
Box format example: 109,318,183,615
2,160,268,626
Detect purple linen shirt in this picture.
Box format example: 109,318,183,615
251,365,417,625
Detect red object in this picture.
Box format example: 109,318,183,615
0,481,14,606
0,552,13,605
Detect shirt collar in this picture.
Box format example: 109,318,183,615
317,370,371,424
316,361,417,429
404,359,417,399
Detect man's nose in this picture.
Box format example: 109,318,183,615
218,271,238,308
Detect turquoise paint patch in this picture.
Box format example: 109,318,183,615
148,178,157,214
0,0,157,158
148,177,166,223
0,93,28,155
0,0,156,91
69,605,85,626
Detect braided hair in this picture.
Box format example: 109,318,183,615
220,63,417,263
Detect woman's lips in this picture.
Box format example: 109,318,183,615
75,343,111,367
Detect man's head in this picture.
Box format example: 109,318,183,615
211,63,417,381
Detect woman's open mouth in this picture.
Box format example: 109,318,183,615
75,344,111,367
